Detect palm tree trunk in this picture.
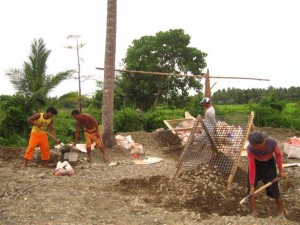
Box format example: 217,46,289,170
102,0,117,147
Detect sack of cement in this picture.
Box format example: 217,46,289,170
54,161,75,176
128,143,144,155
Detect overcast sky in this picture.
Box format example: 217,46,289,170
1,0,299,97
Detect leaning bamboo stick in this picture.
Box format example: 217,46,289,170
227,111,255,187
96,67,270,81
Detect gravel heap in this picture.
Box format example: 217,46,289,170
0,128,300,225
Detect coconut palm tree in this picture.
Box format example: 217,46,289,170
102,0,117,147
6,38,74,110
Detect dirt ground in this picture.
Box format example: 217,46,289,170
1,127,300,225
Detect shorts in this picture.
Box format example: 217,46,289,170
247,157,280,198
84,129,103,149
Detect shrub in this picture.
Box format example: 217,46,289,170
143,108,185,131
0,94,33,137
113,107,144,132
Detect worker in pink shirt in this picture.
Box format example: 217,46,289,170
247,131,286,218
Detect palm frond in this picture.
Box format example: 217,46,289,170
43,70,75,94
5,38,75,110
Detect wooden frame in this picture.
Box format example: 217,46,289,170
163,118,195,134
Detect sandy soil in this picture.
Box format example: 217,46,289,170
0,127,300,225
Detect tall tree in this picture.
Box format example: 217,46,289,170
65,35,86,113
6,38,74,110
118,29,207,110
102,0,117,147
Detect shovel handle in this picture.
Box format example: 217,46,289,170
239,176,285,205
46,131,61,145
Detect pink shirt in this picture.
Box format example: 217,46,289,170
247,140,283,184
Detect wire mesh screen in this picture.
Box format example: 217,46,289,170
175,112,254,184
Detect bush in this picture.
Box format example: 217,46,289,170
143,108,185,131
52,109,79,144
113,107,144,132
0,94,33,138
0,134,28,147
250,105,290,128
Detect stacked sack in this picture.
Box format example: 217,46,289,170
284,136,300,159
115,135,144,158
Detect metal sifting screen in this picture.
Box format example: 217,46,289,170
174,112,254,185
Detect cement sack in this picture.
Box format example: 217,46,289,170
287,145,300,159
54,161,75,176
284,136,300,159
128,143,144,155
115,135,134,149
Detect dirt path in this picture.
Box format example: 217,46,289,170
0,128,300,225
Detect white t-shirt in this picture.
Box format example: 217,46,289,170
204,106,216,133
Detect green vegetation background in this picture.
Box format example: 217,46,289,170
2,34,299,148
0,97,299,147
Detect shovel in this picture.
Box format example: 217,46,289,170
239,176,285,205
46,131,64,147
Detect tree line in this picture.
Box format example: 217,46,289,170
213,86,300,105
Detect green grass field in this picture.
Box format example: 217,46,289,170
284,103,298,113
217,103,299,114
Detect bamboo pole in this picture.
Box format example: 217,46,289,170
95,67,270,81
227,111,255,187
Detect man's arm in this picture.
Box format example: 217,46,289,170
247,150,256,194
274,145,286,178
27,113,41,127
73,121,81,147
48,120,60,143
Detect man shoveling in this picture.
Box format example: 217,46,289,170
71,109,107,163
21,106,60,169
246,131,287,218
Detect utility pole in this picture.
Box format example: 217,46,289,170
65,35,85,113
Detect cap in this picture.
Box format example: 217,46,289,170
200,97,210,104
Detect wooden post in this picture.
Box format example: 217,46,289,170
227,111,255,186
205,68,211,98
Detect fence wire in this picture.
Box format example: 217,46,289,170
175,112,254,185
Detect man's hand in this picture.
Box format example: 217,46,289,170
35,122,42,128
279,171,287,178
249,185,255,195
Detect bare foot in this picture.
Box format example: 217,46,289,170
251,212,258,218
43,162,56,168
21,160,28,170
277,213,286,219
103,157,109,163
21,164,27,170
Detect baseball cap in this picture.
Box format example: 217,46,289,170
200,97,210,104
